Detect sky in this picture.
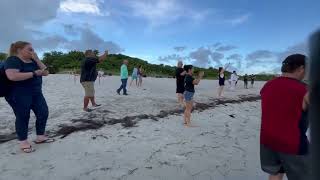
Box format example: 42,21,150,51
0,0,319,74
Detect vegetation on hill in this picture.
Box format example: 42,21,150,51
0,51,276,81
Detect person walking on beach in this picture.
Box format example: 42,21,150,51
260,54,310,180
80,50,108,112
230,71,238,91
250,74,255,88
183,65,204,127
217,63,230,98
130,66,138,86
117,60,129,95
137,65,144,87
243,74,249,89
3,41,53,153
175,61,186,107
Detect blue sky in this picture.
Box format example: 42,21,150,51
0,0,319,74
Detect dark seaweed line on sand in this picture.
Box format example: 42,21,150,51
0,95,260,143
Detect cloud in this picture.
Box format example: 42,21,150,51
63,24,79,36
211,43,222,49
33,35,69,50
173,46,187,52
189,47,213,67
158,54,185,63
188,47,224,67
59,0,103,15
227,54,243,61
124,0,210,26
226,54,243,70
0,0,60,51
216,45,237,52
227,13,251,26
211,52,224,65
276,42,308,62
246,50,275,61
66,27,123,54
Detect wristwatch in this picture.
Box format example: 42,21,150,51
32,71,37,78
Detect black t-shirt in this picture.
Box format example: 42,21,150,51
184,74,195,92
4,56,42,93
80,57,99,82
176,68,185,85
244,75,248,82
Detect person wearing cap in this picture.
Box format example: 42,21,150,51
260,54,310,180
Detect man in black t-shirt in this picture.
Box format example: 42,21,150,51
175,61,186,107
80,50,108,112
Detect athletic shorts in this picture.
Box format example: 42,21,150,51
184,91,194,102
260,144,311,180
132,75,137,80
81,81,95,97
176,83,185,94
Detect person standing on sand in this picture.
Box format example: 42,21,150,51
250,74,255,88
175,61,186,107
243,74,248,89
230,71,238,91
80,50,108,112
130,66,138,86
3,41,53,153
117,60,129,95
260,54,310,180
217,63,230,98
183,65,204,127
137,65,144,87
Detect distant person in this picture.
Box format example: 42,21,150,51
183,65,204,127
137,65,144,87
260,54,310,180
3,41,52,153
175,61,186,107
217,63,230,97
243,74,248,89
250,74,255,88
130,66,138,86
230,71,238,91
117,60,129,95
80,50,108,112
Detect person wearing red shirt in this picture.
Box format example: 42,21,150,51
260,54,310,180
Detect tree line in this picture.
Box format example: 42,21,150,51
0,50,275,80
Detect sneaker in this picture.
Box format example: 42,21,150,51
83,108,92,112
116,90,120,95
123,93,129,96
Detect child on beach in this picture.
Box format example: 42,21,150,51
183,65,204,127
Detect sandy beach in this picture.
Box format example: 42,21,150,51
0,75,268,180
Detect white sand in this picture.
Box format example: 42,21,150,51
0,75,269,180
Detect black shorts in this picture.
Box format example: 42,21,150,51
176,84,184,94
260,144,311,180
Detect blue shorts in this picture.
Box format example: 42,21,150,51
184,91,194,102
132,75,137,80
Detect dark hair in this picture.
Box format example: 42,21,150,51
218,67,223,73
281,54,306,73
233,71,236,73
184,65,193,72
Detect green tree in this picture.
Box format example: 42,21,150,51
0,52,7,61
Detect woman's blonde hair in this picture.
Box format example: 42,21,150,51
9,41,30,56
